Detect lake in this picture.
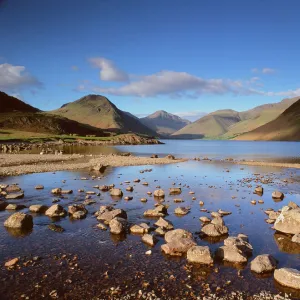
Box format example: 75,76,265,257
0,140,300,299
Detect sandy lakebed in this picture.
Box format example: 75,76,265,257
0,148,300,299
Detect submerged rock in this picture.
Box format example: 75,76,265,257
48,224,65,233
169,187,182,195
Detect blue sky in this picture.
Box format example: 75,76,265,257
1,0,300,121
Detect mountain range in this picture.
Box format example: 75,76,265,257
140,110,191,136
0,90,299,141
172,97,299,140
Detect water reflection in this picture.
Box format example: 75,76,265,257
274,233,300,254
5,227,33,238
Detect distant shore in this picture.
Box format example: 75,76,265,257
233,160,300,169
0,154,187,177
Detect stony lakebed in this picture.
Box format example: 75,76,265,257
0,159,300,299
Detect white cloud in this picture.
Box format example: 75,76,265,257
88,70,258,97
258,88,300,98
89,57,128,82
0,63,42,92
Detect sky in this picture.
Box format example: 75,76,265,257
1,0,300,121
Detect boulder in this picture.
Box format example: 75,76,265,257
166,155,175,160
97,208,127,223
201,221,228,237
187,246,213,264
165,229,193,243
199,216,211,223
155,227,166,236
292,233,300,244
269,211,280,220
255,186,263,195
274,268,300,290
151,154,158,158
6,185,21,193
6,204,26,210
288,201,299,209
218,209,232,216
35,185,44,190
216,236,253,264
272,191,284,200
51,188,62,194
175,207,190,215
109,217,127,234
144,205,167,217
142,234,157,246
99,185,109,191
161,238,196,256
110,188,123,197
48,224,65,232
154,217,174,230
250,254,277,273
130,224,148,234
5,192,24,200
4,212,33,229
45,204,66,217
153,189,165,198
68,204,87,216
29,205,48,213
274,207,300,234
169,187,181,195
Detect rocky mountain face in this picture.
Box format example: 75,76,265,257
140,110,190,136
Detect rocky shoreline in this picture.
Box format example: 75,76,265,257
0,153,186,177
0,133,163,154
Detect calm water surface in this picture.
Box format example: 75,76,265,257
1,141,300,298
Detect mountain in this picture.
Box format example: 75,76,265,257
235,98,300,141
222,97,299,139
172,109,241,139
172,97,298,139
0,112,106,136
0,91,40,113
0,92,105,136
51,94,157,136
140,110,191,136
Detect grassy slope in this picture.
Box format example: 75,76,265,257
0,91,40,113
222,97,299,139
171,110,240,139
235,99,300,141
0,112,106,136
51,95,157,136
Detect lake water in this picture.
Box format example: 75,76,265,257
0,141,300,299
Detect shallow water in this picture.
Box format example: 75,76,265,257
0,158,300,299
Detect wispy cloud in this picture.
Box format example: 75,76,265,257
89,57,128,82
0,63,42,92
88,70,258,97
251,67,276,74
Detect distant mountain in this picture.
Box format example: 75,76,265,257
172,109,240,139
140,110,191,136
0,91,40,113
235,97,300,141
51,94,157,136
172,97,298,139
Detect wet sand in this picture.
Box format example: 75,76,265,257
0,154,187,177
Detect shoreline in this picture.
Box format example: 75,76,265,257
232,160,300,169
0,154,187,177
